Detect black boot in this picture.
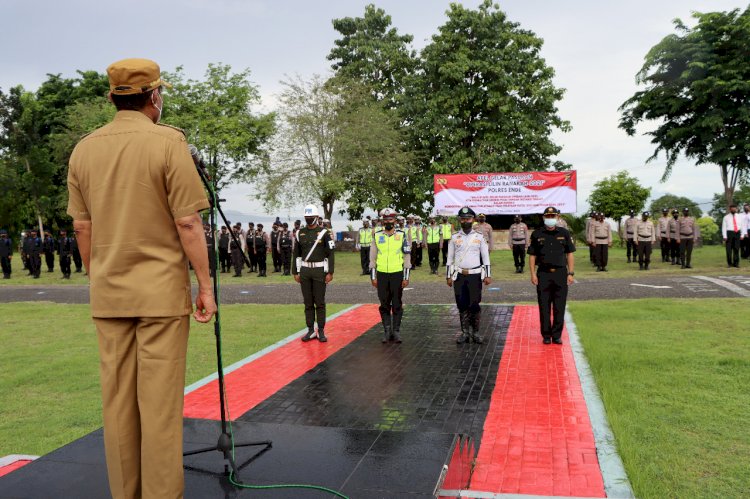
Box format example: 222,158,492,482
639,263,644,270
382,322,391,343
317,328,327,342
470,310,483,344
456,311,470,344
302,327,316,342
645,263,649,270
391,327,402,343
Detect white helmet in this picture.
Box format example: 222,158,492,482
380,207,397,218
304,205,320,217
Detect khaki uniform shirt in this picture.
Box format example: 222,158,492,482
634,220,656,242
67,111,209,317
657,216,670,240
587,220,611,245
622,217,637,240
678,217,698,241
474,222,493,249
668,218,679,240
508,223,529,248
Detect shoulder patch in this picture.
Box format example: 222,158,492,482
155,123,187,141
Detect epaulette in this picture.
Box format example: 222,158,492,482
156,123,187,139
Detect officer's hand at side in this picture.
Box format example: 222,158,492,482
325,273,333,284
294,274,301,283
194,290,217,323
483,277,491,285
567,275,575,285
401,279,409,288
371,279,377,288
446,278,453,288
531,274,538,286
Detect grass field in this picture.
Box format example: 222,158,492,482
0,303,349,457
2,244,748,286
569,298,750,499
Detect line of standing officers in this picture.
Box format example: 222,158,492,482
0,229,82,279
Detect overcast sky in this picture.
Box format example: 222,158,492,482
3,0,746,223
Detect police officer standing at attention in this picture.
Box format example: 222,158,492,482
447,207,491,344
370,208,410,343
528,206,575,345
0,230,12,279
355,219,373,275
474,213,493,251
440,216,453,266
270,222,281,273
508,215,529,273
657,208,670,262
218,226,230,273
677,207,698,269
294,205,335,342
277,222,293,275
58,229,73,279
230,225,244,277
667,209,680,265
43,229,56,272
587,212,611,271
425,216,442,274
622,210,637,263
253,224,270,277
634,211,656,270
24,229,42,278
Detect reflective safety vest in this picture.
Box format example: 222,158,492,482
441,223,452,240
426,226,441,244
359,228,373,246
409,226,422,243
374,230,409,273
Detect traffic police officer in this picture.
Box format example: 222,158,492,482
622,210,637,262
634,211,656,270
440,216,452,265
447,207,491,344
0,230,12,279
58,229,73,279
528,206,576,344
677,207,698,269
508,215,530,273
657,208,670,262
425,217,442,274
370,208,410,343
294,205,335,342
356,219,373,275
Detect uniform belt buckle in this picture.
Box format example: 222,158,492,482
549,268,556,272
461,269,469,275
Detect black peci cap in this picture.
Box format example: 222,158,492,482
543,206,557,215
458,206,476,218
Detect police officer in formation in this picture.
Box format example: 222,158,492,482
585,211,596,264
23,229,42,278
294,205,335,342
621,210,637,263
425,217,443,274
355,219,373,275
667,209,680,265
245,222,256,272
43,230,56,272
634,211,656,270
587,212,611,271
677,207,698,269
271,222,281,273
527,206,576,345
230,224,244,277
58,229,73,279
0,230,12,279
440,216,453,266
253,224,270,277
406,215,424,268
474,213,493,251
447,207,491,344
370,208,410,343
657,208,670,262
218,226,230,273
277,222,293,275
508,215,530,273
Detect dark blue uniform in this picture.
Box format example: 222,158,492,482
0,233,12,278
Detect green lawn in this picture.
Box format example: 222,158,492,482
569,298,750,499
0,303,349,457
2,244,747,286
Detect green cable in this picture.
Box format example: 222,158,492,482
206,187,348,499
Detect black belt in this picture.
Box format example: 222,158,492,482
538,266,565,273
638,234,652,238
626,232,634,235
512,239,526,242
680,233,693,236
595,236,609,240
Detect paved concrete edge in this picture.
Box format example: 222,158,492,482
565,310,636,499
183,304,361,395
690,275,750,297
0,455,38,467
439,491,608,499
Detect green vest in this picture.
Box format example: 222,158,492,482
374,230,406,273
426,226,441,244
359,228,373,245
441,223,452,240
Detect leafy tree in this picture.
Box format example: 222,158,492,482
648,194,702,218
619,7,750,207
163,63,275,191
259,75,410,220
708,183,750,224
587,171,651,233
696,216,720,245
328,4,417,107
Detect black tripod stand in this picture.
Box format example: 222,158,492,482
183,159,272,480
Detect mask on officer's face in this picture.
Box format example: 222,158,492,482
383,222,394,231
460,221,473,232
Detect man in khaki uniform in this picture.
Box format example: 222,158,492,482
508,215,529,273
634,211,656,270
474,213,493,251
656,208,670,262
587,212,612,271
621,210,638,263
67,58,216,499
667,209,680,265
677,207,698,269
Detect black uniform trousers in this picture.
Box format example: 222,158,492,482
725,231,741,267
453,273,482,313
1,256,10,277
594,244,608,269
636,241,652,266
29,252,41,277
625,238,635,261
59,253,71,277
300,267,327,329
231,247,243,276
411,242,422,267
272,245,281,272
670,239,680,263
427,243,440,272
742,232,750,259
441,242,449,266
72,248,82,272
679,239,694,266
376,271,404,331
280,247,292,275
255,248,267,274
536,268,568,340
218,247,230,272
512,244,526,269
659,237,669,261
45,252,55,272
359,246,370,274
247,242,257,271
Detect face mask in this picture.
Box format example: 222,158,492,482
673,214,678,219
384,222,394,230
152,92,162,122
544,218,558,228
460,222,473,231
304,217,317,226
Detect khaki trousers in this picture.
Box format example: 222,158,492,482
93,316,189,499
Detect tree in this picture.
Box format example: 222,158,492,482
163,63,275,191
587,171,651,233
649,194,702,218
259,75,411,220
619,7,750,207
708,183,750,225
696,216,720,245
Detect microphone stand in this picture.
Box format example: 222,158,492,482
183,163,272,480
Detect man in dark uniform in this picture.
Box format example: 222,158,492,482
253,224,270,277
0,230,12,279
245,222,256,272
24,229,42,278
217,226,230,273
203,223,215,277
270,222,281,272
294,205,335,342
43,230,56,272
58,229,73,279
229,225,244,277
528,206,576,345
278,222,293,275
70,233,83,272
447,207,491,344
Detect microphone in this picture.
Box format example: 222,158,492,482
188,144,211,180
